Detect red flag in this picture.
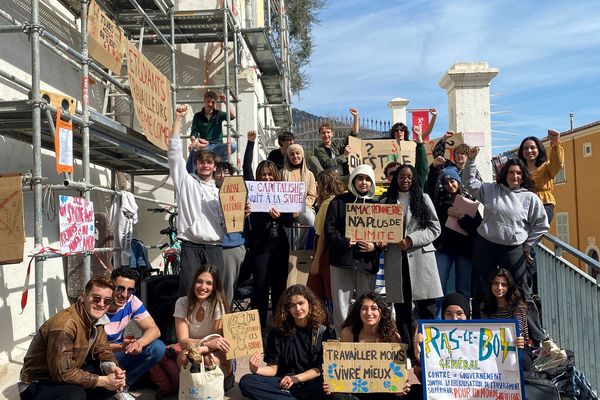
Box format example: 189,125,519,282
411,110,430,140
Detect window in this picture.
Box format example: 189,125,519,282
555,213,569,244
554,166,566,184
583,142,592,157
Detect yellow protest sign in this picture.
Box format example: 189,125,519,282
219,176,247,233
345,203,403,243
222,310,263,360
126,42,173,150
0,174,25,265
348,136,416,183
323,341,409,393
87,0,125,74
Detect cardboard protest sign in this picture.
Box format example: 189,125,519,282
287,250,312,287
0,174,25,264
445,195,480,236
88,0,125,74
127,42,173,150
222,310,263,360
59,195,95,254
348,136,416,183
420,320,525,400
246,181,306,213
219,176,247,233
345,204,403,243
323,341,409,393
425,132,464,165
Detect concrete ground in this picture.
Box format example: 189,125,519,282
0,353,251,400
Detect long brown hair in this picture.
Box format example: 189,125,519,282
316,170,346,206
341,292,400,343
186,264,228,320
274,285,327,336
255,160,280,181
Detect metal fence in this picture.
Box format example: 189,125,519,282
536,234,600,392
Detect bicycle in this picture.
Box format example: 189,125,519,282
148,207,180,275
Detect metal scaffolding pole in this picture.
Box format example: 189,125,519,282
81,0,92,284
30,0,45,330
170,6,176,119
223,8,231,159
233,30,241,168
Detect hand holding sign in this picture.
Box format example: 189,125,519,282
468,146,480,159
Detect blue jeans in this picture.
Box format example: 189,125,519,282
115,339,166,386
435,251,472,318
186,143,238,173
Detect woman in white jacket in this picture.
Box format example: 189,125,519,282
464,147,549,344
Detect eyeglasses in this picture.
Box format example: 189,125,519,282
444,311,466,319
91,295,112,306
115,285,136,297
397,176,413,182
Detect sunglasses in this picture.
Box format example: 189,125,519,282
91,295,112,306
115,285,136,297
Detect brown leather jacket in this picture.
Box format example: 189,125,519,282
20,300,117,388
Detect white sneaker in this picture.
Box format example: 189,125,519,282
113,391,136,400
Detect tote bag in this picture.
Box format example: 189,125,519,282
179,352,224,400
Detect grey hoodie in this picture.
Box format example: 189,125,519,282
464,158,548,250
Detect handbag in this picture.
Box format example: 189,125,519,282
179,334,225,400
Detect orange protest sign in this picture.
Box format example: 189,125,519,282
54,109,74,174
126,41,173,150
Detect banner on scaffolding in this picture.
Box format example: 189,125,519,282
323,341,409,393
219,176,247,234
0,174,25,265
246,181,306,213
59,195,95,254
87,0,126,75
126,42,173,150
54,109,74,174
419,319,525,400
347,136,416,183
424,132,464,165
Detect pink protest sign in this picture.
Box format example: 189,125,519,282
59,195,95,254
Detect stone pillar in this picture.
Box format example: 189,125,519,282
387,97,410,125
439,62,498,181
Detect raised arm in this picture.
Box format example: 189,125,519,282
413,125,429,190
432,130,453,159
219,93,236,120
350,107,359,134
463,147,482,200
423,108,437,138
546,129,565,177
243,130,256,181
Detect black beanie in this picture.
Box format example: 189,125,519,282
442,292,470,319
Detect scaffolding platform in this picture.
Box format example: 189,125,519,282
0,100,169,175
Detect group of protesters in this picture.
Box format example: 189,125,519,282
18,89,565,400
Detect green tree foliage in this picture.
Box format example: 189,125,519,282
286,0,327,93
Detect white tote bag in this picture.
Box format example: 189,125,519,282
178,353,224,400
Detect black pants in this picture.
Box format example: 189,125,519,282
394,251,436,346
250,241,290,328
178,241,224,296
20,380,114,400
471,235,547,344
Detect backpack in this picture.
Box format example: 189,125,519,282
148,344,181,397
128,238,151,270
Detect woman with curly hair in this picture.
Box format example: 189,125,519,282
465,148,548,345
308,170,346,304
246,160,294,327
239,285,332,400
382,164,443,344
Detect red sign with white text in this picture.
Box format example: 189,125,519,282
411,110,430,140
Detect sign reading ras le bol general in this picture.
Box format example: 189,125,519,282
127,42,173,150
323,341,408,394
420,320,525,400
59,195,95,254
348,136,416,183
345,204,403,243
246,181,305,213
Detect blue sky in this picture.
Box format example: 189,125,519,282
292,0,600,154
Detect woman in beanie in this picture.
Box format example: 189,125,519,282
282,143,317,249
324,165,381,337
441,292,471,320
432,166,482,317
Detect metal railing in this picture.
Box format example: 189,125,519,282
536,233,600,392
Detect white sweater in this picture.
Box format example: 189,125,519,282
168,136,224,245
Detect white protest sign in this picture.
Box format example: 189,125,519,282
420,320,524,400
59,195,95,254
246,181,306,213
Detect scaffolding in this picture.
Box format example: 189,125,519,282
0,0,292,329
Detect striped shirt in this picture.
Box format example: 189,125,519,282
105,295,150,343
481,302,529,342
